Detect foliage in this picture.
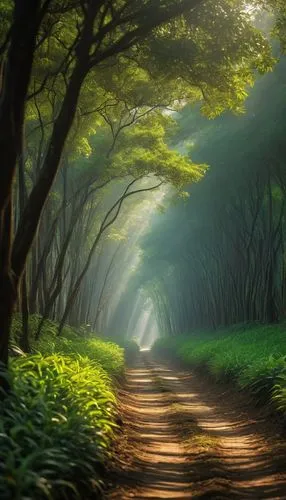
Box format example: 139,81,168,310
11,314,124,379
110,114,206,189
0,352,120,499
11,315,77,343
40,337,125,379
3,316,125,499
153,324,286,415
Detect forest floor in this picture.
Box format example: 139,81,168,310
106,352,286,499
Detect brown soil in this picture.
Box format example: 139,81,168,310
105,352,286,499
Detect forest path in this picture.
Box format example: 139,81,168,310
106,353,286,499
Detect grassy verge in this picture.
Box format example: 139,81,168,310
153,323,286,416
1,315,125,499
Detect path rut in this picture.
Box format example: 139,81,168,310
106,353,286,499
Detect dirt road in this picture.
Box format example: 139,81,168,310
106,353,286,499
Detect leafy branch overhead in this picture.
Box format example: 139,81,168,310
109,114,207,188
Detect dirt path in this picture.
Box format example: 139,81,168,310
106,353,286,499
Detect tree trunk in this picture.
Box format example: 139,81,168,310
0,0,41,367
19,271,30,352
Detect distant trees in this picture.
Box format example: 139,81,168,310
134,58,286,335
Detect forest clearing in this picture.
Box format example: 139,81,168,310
2,0,286,498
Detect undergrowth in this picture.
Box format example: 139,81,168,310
153,323,286,416
39,336,124,379
11,314,124,379
1,315,125,499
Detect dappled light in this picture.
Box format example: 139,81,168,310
107,356,286,499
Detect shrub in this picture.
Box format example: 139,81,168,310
11,314,125,379
38,336,125,379
4,316,125,499
0,353,120,499
11,315,78,347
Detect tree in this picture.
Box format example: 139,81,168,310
0,0,274,369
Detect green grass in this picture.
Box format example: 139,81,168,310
38,336,125,379
11,314,125,379
1,315,125,499
11,314,79,345
153,323,286,415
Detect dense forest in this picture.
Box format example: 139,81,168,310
0,0,277,361
2,0,286,499
132,56,286,337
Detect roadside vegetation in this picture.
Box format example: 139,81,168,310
1,315,124,499
153,324,286,416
